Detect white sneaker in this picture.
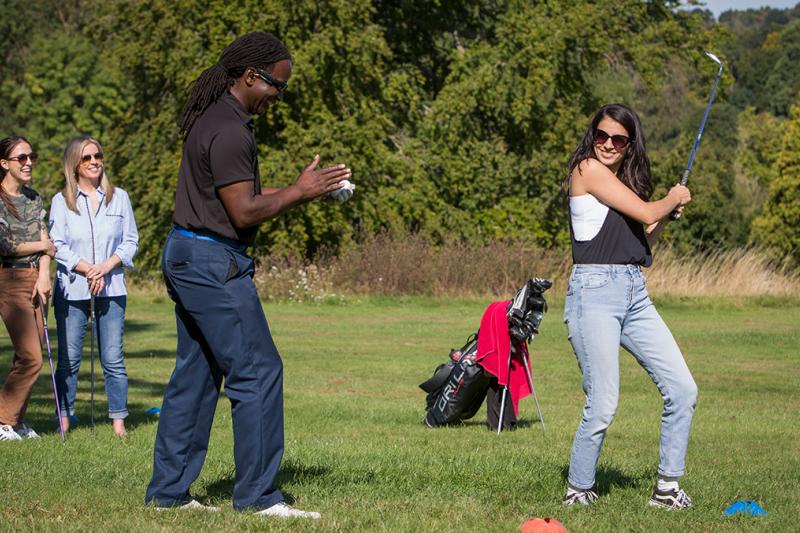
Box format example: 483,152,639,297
0,424,22,441
154,499,220,512
15,424,40,439
562,487,599,506
649,486,693,510
255,501,321,519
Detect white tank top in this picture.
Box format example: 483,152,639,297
569,194,609,241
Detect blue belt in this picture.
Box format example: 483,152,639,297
173,226,245,251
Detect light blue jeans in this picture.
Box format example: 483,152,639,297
564,264,697,490
54,292,129,419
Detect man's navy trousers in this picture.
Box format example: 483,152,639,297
145,228,284,510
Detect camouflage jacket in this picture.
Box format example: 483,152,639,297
0,186,46,263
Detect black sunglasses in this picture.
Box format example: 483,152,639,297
254,68,288,100
593,129,631,150
80,152,104,163
7,152,38,165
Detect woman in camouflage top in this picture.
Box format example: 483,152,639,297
0,135,56,441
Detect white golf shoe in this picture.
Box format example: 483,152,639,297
0,424,22,441
255,501,321,519
154,499,220,512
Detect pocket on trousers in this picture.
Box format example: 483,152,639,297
165,238,193,270
580,273,610,289
565,279,575,296
167,259,191,270
225,252,239,282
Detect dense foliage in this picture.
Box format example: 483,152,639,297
1,1,797,271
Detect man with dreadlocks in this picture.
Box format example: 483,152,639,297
145,32,350,518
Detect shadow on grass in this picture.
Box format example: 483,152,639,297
205,461,331,503
122,348,176,359
18,371,169,437
455,418,541,431
123,319,164,334
559,464,644,495
20,396,162,436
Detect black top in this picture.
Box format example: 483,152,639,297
570,205,653,267
173,92,261,246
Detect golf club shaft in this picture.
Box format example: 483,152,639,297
670,58,723,220
497,389,508,435
497,345,516,435
521,351,546,433
37,294,65,441
85,194,98,429
90,294,95,428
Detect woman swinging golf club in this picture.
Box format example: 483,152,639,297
561,104,697,509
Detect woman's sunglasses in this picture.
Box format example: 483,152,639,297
80,152,104,163
6,152,38,165
593,129,631,150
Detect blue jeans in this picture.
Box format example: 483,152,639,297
564,264,697,490
54,291,129,419
145,229,284,511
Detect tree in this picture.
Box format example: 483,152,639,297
2,29,132,203
750,102,800,267
414,0,722,248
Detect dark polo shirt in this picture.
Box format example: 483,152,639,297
173,91,261,246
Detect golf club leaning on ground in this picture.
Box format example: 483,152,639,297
670,51,724,220
83,194,98,429
36,294,65,441
89,294,96,428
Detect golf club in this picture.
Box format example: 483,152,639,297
83,194,98,429
89,293,96,428
36,294,65,442
670,51,724,220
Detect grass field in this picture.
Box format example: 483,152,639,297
0,291,798,532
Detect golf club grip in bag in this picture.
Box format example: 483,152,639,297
420,334,493,427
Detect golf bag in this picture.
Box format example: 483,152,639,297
419,334,493,427
420,278,552,429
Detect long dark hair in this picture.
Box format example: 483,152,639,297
0,135,31,220
565,103,652,200
180,32,291,135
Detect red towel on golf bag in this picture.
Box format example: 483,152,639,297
476,300,532,416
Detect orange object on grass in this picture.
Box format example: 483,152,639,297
519,517,568,533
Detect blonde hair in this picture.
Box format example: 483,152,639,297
62,135,114,214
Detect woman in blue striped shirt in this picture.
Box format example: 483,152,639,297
49,135,139,437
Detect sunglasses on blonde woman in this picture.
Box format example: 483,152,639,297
81,152,104,163
593,129,631,150
6,152,38,165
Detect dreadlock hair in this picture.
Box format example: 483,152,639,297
564,103,653,201
180,32,291,135
0,135,32,220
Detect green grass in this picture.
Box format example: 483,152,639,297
1,292,798,532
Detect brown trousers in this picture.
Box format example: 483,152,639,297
0,267,44,426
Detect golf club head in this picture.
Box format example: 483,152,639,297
705,51,724,74
705,51,722,65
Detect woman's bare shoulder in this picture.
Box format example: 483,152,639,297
570,158,610,194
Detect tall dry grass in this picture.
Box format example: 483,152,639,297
250,234,800,301
331,233,570,297
645,246,800,297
